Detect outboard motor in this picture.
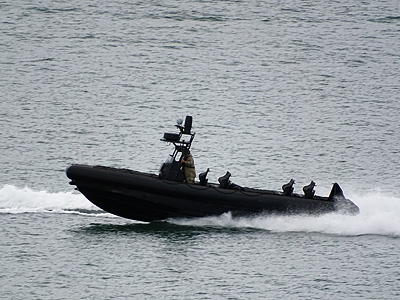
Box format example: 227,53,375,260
282,179,295,196
303,181,316,199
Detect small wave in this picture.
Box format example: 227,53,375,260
28,7,80,14
369,16,400,23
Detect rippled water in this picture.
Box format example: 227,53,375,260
1,0,400,299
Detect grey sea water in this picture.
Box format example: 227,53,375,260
1,0,400,299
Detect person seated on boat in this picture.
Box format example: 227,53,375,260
181,150,196,184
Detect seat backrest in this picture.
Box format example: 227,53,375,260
199,168,210,186
218,171,231,189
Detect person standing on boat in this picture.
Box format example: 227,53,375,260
181,150,196,184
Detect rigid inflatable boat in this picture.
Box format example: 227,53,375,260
66,116,359,222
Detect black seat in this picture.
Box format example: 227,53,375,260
199,168,210,186
218,171,244,191
218,171,231,189
303,181,316,199
282,179,295,196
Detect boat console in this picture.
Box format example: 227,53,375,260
159,116,195,182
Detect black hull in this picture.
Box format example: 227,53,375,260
66,164,359,222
